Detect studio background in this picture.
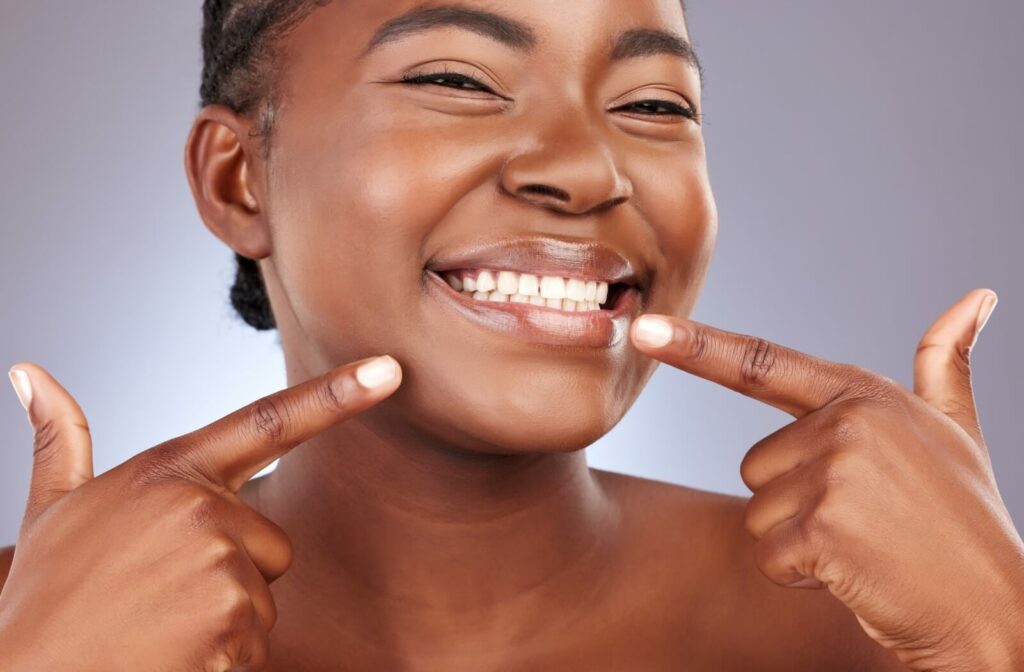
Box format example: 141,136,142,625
1,1,1021,544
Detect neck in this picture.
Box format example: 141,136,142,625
256,401,620,650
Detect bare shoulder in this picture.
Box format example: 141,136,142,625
590,469,907,671
0,545,14,593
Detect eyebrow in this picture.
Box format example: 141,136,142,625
359,4,704,82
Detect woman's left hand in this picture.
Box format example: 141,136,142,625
630,288,1024,672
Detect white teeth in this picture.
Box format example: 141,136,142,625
518,273,540,296
540,276,566,299
497,271,519,295
449,269,620,312
566,278,587,302
476,270,496,293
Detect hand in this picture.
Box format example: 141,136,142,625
0,355,402,671
630,289,1024,671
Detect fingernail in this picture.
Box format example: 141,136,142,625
8,367,33,412
972,292,998,347
634,316,675,348
355,355,399,389
786,577,825,589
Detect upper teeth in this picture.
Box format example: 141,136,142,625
441,270,612,311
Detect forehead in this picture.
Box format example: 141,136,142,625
286,0,690,65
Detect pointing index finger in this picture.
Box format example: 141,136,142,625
631,316,874,418
148,355,401,491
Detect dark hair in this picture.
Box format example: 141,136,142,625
200,0,331,330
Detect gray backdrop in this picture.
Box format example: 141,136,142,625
1,1,1021,544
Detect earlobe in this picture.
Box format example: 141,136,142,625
184,105,270,260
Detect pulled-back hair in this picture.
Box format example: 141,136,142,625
200,0,331,330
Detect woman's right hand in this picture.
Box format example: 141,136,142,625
0,355,402,671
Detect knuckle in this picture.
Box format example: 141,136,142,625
205,535,242,570
801,491,845,545
798,507,828,542
184,489,225,531
843,365,902,405
247,396,288,444
129,441,202,489
827,408,870,444
31,419,62,467
215,581,254,628
740,338,780,387
687,323,712,361
315,374,348,413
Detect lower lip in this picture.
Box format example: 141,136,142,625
424,270,640,348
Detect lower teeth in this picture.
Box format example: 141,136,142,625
462,290,602,312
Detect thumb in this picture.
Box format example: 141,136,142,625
913,288,997,446
8,363,94,525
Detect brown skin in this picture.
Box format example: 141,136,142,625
2,0,1022,669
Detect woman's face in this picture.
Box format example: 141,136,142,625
257,0,717,454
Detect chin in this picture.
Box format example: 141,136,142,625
388,367,638,456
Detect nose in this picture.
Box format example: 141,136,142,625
499,121,633,216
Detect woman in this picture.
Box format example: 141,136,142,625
1,1,1021,669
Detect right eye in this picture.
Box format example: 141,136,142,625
400,71,497,95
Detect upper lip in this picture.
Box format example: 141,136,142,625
425,236,645,288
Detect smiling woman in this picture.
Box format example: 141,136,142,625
2,1,1023,671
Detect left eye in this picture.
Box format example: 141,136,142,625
614,99,697,120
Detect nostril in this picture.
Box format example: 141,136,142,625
518,184,571,202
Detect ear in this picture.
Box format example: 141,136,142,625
184,105,270,260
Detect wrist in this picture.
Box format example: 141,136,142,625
942,543,1024,672
974,547,1024,672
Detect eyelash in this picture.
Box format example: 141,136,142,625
399,70,700,122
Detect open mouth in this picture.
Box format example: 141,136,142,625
432,268,635,313
422,236,646,347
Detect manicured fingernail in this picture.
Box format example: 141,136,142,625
972,292,998,347
355,355,399,389
8,367,32,412
634,316,675,348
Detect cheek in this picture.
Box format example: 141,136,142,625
266,105,503,360
632,146,718,318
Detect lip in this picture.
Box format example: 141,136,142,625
423,250,644,349
424,236,645,287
